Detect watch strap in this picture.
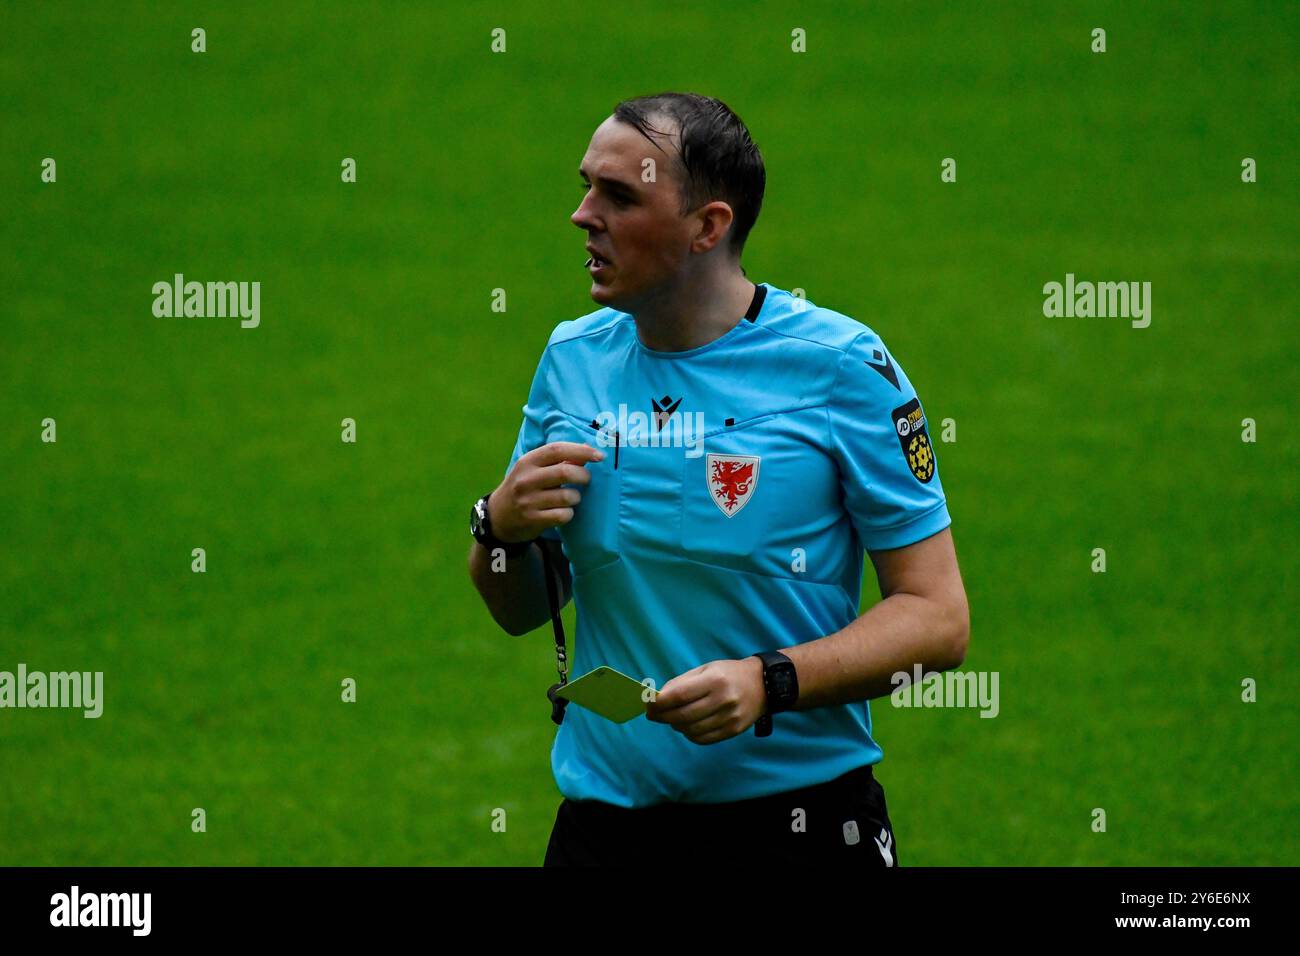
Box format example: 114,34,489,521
472,493,534,557
752,650,798,737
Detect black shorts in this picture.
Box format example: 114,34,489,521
543,764,898,867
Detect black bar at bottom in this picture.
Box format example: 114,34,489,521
0,867,1286,941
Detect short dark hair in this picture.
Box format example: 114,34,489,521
611,92,765,257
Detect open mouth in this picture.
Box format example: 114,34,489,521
585,248,612,270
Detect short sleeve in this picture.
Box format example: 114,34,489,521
505,348,562,541
827,331,952,552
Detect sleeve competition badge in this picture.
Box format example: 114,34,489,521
891,398,935,483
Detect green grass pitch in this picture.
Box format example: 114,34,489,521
1,0,1295,865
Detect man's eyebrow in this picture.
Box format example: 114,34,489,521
578,167,639,193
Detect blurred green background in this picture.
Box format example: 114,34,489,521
1,0,1296,865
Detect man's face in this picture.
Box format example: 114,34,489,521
571,114,697,309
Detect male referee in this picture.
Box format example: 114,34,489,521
467,92,970,867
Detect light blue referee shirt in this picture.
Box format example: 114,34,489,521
506,282,951,807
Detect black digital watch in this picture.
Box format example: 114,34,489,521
752,649,799,737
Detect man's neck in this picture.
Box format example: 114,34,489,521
631,269,757,352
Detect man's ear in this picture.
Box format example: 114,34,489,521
690,200,736,254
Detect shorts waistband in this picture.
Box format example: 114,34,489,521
569,764,876,819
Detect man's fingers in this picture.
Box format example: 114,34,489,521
680,713,731,738
532,506,575,526
531,442,605,467
530,461,593,489
653,696,718,725
494,442,603,539
651,679,712,714
527,488,582,511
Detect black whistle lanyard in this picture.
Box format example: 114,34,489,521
542,425,620,724
540,542,569,724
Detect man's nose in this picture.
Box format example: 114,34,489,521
571,194,599,230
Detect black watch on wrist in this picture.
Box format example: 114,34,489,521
470,493,535,558
752,650,799,737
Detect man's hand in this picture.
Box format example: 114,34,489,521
646,657,767,745
489,441,604,542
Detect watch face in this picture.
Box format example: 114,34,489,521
470,499,487,536
769,663,797,701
